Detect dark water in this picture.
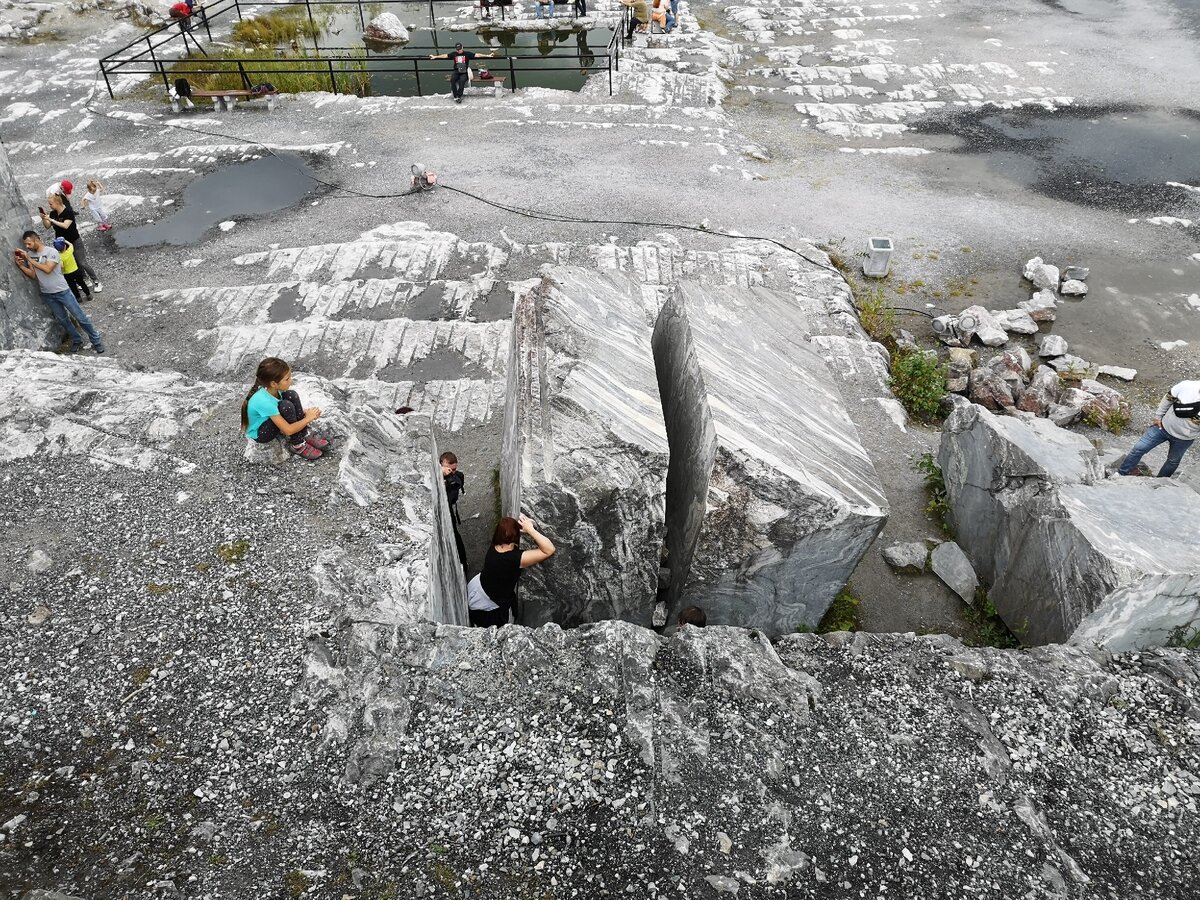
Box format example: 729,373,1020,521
117,153,318,248
316,9,610,96
911,106,1200,214
366,28,613,96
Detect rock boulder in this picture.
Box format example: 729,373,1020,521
502,269,669,628
938,403,1200,647
1022,256,1060,292
363,13,409,43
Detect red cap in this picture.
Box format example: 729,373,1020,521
60,179,73,194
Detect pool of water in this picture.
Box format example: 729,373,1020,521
911,106,1200,214
117,153,318,248
314,9,612,96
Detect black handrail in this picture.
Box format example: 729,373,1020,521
99,0,623,98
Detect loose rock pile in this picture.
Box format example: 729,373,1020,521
938,258,1134,428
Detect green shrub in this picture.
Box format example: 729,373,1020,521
915,453,951,535
817,592,861,633
855,284,896,343
890,351,947,421
163,47,370,96
962,592,1020,649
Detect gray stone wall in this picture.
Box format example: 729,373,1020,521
651,290,717,619
0,139,54,349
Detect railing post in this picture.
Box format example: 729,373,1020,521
158,59,170,92
305,0,317,49
608,54,612,95
357,0,365,32
234,0,243,20
200,5,212,43
508,54,515,91
415,59,422,97
429,0,435,28
102,62,114,99
328,59,338,94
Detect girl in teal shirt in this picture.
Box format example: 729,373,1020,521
241,357,329,460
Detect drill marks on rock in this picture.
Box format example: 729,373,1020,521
233,222,507,284
201,319,511,385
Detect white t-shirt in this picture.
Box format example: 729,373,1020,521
467,574,499,611
29,247,70,295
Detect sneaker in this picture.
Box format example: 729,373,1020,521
455,97,462,104
80,294,93,303
287,441,322,460
305,435,331,450
92,344,106,354
92,281,104,293
97,224,113,231
68,343,83,354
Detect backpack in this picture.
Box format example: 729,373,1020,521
1173,398,1200,419
174,77,192,98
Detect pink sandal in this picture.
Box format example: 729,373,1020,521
306,435,330,450
288,441,322,460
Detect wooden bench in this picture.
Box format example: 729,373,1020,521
189,89,279,112
445,75,507,98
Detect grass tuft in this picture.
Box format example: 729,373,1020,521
889,351,947,421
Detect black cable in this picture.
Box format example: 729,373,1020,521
76,39,845,276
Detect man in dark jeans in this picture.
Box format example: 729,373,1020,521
429,42,497,104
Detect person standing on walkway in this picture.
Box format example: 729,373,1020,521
41,191,102,293
429,42,496,104
1118,380,1200,478
13,231,105,354
466,515,555,627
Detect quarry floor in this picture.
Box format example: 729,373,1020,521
2,0,1199,644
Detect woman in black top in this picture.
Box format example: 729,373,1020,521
42,192,102,292
467,514,555,627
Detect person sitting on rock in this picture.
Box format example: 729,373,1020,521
1118,380,1200,478
241,356,330,460
534,0,555,17
677,606,706,628
467,515,555,627
621,0,650,38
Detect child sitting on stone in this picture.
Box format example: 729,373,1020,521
241,357,330,460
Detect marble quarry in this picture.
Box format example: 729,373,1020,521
501,268,887,634
938,402,1200,648
500,268,670,628
653,281,888,634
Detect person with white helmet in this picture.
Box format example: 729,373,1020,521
1118,380,1200,478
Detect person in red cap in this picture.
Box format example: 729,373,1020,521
169,0,207,54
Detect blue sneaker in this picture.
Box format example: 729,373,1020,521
92,344,106,354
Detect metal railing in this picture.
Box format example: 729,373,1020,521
99,0,626,98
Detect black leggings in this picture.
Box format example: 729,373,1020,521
451,70,469,99
65,271,91,301
469,607,508,627
254,389,308,445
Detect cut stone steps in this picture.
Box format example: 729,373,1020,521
231,222,508,285
157,277,500,327
200,317,511,384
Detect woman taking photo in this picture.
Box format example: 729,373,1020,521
467,514,555,627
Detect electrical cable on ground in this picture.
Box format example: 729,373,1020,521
70,54,847,276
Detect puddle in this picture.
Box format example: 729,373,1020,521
911,106,1200,214
117,153,318,248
